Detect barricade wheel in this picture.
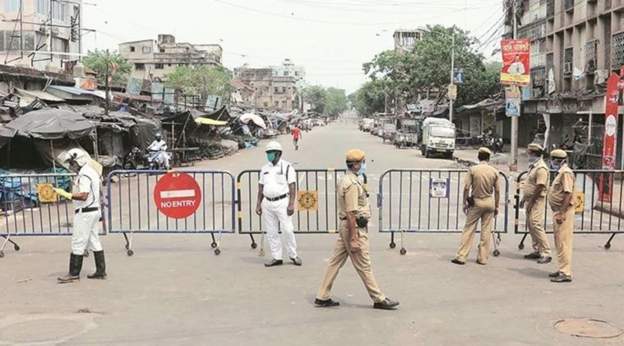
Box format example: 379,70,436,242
211,242,218,249
518,243,524,250
14,244,20,251
125,244,129,250
251,243,257,249
604,243,611,250
400,248,407,255
389,242,396,249
493,250,500,257
127,250,134,256
214,249,221,255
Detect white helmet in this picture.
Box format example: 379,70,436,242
65,148,91,168
265,141,283,152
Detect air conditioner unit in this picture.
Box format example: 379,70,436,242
564,62,573,75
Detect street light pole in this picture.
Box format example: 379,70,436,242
510,0,519,171
449,30,455,123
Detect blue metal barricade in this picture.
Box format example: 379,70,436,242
236,169,346,249
514,169,623,250
0,172,84,258
107,170,236,256
377,169,510,255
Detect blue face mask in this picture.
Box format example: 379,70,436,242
267,152,278,163
528,155,539,165
550,160,561,171
358,161,367,176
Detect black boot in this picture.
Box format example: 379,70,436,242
87,251,107,279
57,253,83,284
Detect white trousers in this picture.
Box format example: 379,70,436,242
71,211,103,255
262,198,297,260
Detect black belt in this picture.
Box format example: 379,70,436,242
265,194,288,202
75,207,99,214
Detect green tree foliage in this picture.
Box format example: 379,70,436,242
166,65,233,101
349,80,386,116
82,50,132,85
303,85,348,116
363,25,501,109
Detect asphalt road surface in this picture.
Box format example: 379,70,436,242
1,120,623,345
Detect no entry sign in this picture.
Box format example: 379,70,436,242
154,172,201,219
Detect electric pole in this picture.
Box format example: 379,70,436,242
510,0,519,171
449,30,455,123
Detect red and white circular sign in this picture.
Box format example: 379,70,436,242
154,172,201,219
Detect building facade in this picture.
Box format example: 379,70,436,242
119,34,223,81
393,29,424,52
234,61,302,112
510,0,624,167
0,0,82,72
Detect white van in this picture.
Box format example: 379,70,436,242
421,117,456,159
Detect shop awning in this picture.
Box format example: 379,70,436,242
15,88,65,102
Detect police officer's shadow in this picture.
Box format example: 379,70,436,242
506,265,551,279
304,294,374,310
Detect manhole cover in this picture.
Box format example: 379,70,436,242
554,318,624,339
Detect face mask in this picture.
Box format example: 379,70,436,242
358,161,367,176
550,160,561,171
266,152,278,163
528,155,539,165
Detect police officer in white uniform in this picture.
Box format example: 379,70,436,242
57,149,107,283
255,141,302,267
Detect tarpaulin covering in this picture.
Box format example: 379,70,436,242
239,113,267,129
0,126,16,149
6,109,94,140
195,117,228,126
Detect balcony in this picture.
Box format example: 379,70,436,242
612,32,624,70
564,0,574,12
563,47,573,78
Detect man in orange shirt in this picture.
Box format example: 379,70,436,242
291,125,302,151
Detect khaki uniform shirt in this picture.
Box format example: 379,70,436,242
465,162,500,200
523,159,549,199
548,164,575,210
338,172,370,220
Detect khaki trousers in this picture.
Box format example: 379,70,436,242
526,197,551,256
456,198,495,264
316,223,385,303
553,207,575,276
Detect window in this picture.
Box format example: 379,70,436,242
295,71,299,77
160,48,165,53
51,1,65,21
282,87,286,93
274,87,279,93
155,63,164,69
135,63,145,70
142,46,152,54
168,63,172,67
283,71,289,76
130,46,136,52
5,0,19,12
263,102,268,107
36,0,49,15
274,101,279,106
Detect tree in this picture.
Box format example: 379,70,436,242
350,80,386,116
302,85,327,114
324,87,348,116
82,50,132,85
166,65,233,103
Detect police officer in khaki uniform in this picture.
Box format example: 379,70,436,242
314,149,399,310
522,143,552,264
547,149,575,283
452,147,500,265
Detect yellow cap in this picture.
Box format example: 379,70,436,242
550,149,568,159
346,149,366,162
527,143,544,152
478,147,492,156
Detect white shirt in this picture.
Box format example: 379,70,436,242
508,62,525,75
259,159,296,199
74,164,101,210
148,139,167,151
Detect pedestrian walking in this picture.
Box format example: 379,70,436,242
547,149,575,283
57,149,107,283
291,125,302,150
255,141,302,267
521,143,552,264
314,149,399,310
452,147,500,265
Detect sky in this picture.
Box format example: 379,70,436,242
82,0,504,94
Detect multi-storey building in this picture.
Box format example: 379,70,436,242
119,34,222,81
512,0,624,166
0,0,82,71
233,60,302,112
393,29,424,52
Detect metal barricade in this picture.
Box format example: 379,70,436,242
236,169,346,249
0,172,78,258
514,169,623,250
107,170,236,256
378,169,510,255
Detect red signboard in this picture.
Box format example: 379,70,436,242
154,172,201,219
500,39,531,86
599,73,620,202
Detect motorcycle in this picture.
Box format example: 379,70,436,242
124,147,171,170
